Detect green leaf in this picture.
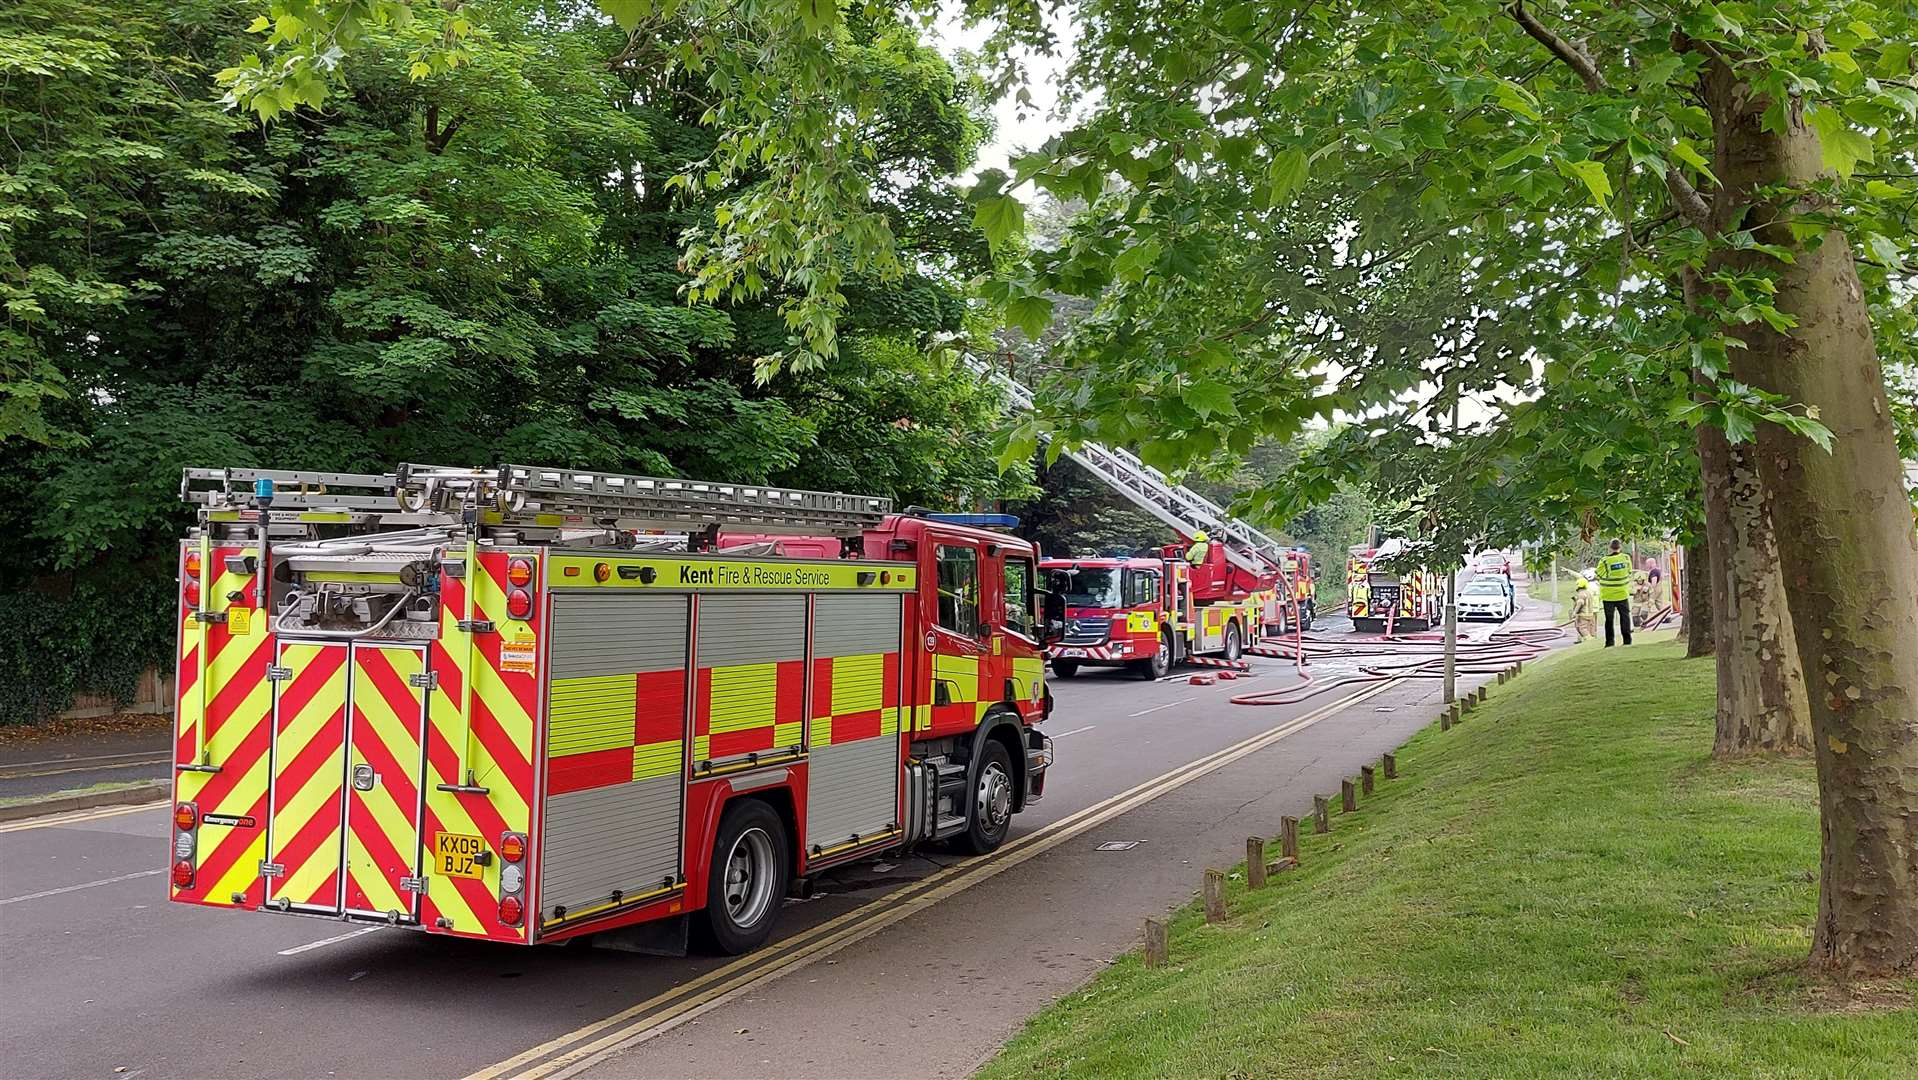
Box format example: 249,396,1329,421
1006,294,1055,339
1580,445,1611,469
1862,232,1902,268
1182,380,1239,418
1805,104,1874,177
1493,80,1541,122
1557,159,1613,206
973,195,1026,253
1114,239,1162,283
1266,148,1309,206
599,0,653,31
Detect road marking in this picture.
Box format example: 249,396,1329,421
470,678,1396,1080
0,867,166,907
0,756,171,781
278,927,383,955
1126,697,1191,717
1,749,169,771
1049,725,1096,738
0,800,167,834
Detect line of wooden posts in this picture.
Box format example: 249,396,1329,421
1142,664,1521,968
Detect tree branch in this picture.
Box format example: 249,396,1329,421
1506,2,1607,92
1663,167,1711,228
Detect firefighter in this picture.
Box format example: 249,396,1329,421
1185,531,1210,565
1571,575,1596,642
1595,539,1634,646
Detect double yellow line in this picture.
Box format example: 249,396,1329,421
0,800,167,835
470,679,1395,1080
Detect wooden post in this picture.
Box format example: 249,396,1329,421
1203,869,1227,923
1143,918,1168,968
1441,710,1452,732
1383,752,1398,779
1313,795,1330,833
1246,838,1267,889
1361,765,1375,795
1280,815,1299,860
1341,778,1357,812
1476,686,1487,703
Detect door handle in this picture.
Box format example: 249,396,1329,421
352,763,376,791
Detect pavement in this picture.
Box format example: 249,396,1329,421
0,586,1555,1080
0,723,172,803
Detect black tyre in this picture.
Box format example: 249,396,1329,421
1131,630,1172,679
1300,603,1315,632
700,799,789,955
957,739,1015,854
1223,621,1243,661
1051,659,1080,679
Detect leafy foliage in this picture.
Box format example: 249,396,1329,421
0,0,1020,717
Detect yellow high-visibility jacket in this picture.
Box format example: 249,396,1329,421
1595,553,1632,602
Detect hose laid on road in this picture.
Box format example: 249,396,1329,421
1231,621,1566,707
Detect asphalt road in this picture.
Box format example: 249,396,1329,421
0,594,1547,1080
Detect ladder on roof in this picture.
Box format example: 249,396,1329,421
963,356,1292,579
181,464,891,536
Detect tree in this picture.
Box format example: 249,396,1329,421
967,0,1917,977
0,0,1025,719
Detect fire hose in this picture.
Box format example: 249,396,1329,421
1233,622,1567,707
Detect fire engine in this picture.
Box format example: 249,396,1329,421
167,464,1057,954
958,359,1311,676
1345,539,1442,633
1040,552,1252,678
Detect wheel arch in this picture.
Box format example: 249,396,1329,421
968,706,1031,813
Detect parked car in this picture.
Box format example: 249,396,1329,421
1458,575,1515,621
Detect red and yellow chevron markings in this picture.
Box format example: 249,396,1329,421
268,643,350,910
344,646,426,917
173,544,274,909
421,554,536,940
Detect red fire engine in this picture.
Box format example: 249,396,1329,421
167,464,1057,954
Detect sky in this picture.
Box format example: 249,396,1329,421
928,7,1071,178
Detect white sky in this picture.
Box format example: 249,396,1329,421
929,7,1072,178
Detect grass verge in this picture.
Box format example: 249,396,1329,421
981,637,1917,1079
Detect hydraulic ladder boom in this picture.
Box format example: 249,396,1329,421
964,357,1292,579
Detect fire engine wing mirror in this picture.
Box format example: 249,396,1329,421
1041,589,1067,645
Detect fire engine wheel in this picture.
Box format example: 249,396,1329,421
1131,631,1172,680
701,799,789,955
1300,604,1315,632
1050,659,1080,678
1223,622,1243,661
958,740,1015,854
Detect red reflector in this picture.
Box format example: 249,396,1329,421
171,860,194,888
499,833,526,862
498,894,524,926
173,803,197,831
506,588,532,620
507,557,534,587
184,579,201,607
184,551,201,579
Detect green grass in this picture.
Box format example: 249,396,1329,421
981,637,1917,1079
1526,574,1576,623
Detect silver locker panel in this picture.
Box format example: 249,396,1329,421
806,734,900,851
813,594,903,657
539,775,682,921
696,595,806,667
548,593,689,679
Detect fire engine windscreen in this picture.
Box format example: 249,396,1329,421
1053,568,1122,608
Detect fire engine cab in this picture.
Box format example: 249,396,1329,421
1345,539,1442,633
167,464,1058,954
1040,540,1269,679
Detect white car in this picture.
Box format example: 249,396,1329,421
1457,576,1514,621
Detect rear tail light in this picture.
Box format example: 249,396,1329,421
184,578,201,607
171,859,195,888
497,894,524,927
499,832,526,862
496,831,528,928
173,803,198,831
506,557,534,586
184,551,201,579
506,588,532,620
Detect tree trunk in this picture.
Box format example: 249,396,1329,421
1683,537,1713,657
1704,58,1918,979
1695,420,1811,756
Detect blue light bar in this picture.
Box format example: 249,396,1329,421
924,512,1021,529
